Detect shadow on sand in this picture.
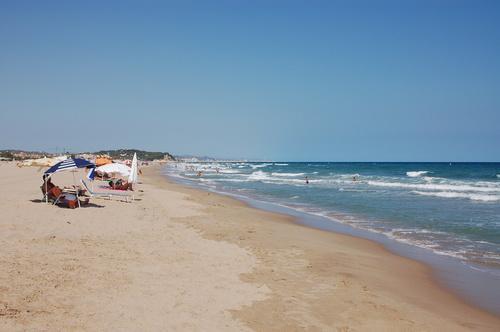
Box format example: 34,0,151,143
30,199,105,208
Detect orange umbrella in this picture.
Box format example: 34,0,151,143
95,157,112,166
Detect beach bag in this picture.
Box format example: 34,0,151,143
50,186,63,199
67,199,78,209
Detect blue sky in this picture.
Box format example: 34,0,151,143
1,1,499,161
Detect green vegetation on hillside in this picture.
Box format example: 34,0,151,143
0,151,14,160
94,149,175,161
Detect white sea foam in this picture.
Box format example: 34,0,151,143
274,163,289,166
338,188,375,193
475,180,500,188
412,191,500,202
406,170,429,177
250,163,272,169
219,169,241,174
367,180,500,193
271,172,305,177
386,228,448,236
248,170,271,181
199,178,216,184
243,171,312,185
270,203,481,262
217,178,247,183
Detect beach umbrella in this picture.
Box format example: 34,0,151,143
128,153,138,184
44,158,95,175
43,158,95,203
96,163,131,177
87,167,96,181
95,157,113,166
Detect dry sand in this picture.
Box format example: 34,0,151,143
0,162,498,331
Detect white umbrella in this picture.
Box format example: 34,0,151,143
96,163,131,177
128,153,138,184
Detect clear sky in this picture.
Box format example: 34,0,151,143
1,1,499,161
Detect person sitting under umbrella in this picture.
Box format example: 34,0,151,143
108,178,133,191
41,175,87,208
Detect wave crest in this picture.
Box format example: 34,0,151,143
368,180,500,193
412,191,500,202
407,171,429,177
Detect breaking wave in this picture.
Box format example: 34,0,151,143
407,170,429,177
250,163,272,169
271,172,305,177
367,180,500,193
412,191,500,202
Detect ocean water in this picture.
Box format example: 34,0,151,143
165,162,500,270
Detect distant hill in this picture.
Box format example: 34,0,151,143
0,149,175,161
93,149,175,161
0,150,53,160
175,154,216,161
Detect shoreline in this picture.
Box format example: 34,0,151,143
164,168,500,316
145,166,500,330
1,162,499,330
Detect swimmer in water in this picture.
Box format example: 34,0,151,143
197,171,202,177
305,176,309,184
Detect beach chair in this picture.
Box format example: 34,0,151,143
42,186,82,208
80,179,133,202
41,185,65,205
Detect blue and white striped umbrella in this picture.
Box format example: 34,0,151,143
44,158,95,176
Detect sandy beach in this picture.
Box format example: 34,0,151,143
0,162,499,331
